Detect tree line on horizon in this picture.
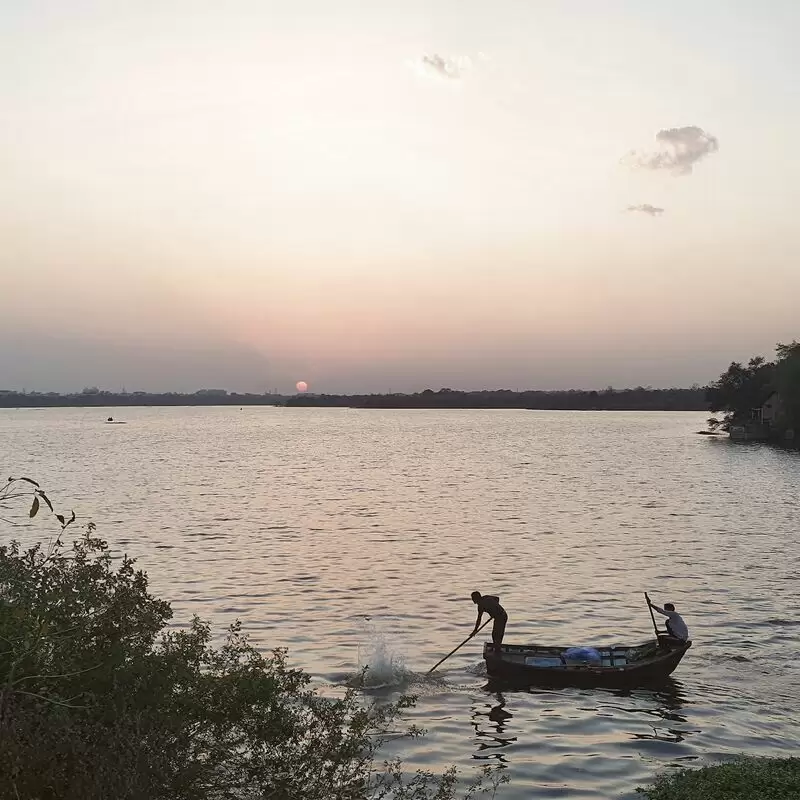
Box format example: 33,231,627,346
0,385,709,410
286,386,707,410
0,385,710,410
0,388,286,408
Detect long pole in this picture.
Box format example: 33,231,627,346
644,592,660,638
427,618,491,674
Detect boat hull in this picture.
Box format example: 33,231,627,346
484,638,691,688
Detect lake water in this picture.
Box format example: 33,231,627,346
2,407,799,798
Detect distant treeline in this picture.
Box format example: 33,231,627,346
286,387,708,410
0,389,286,408
0,386,709,411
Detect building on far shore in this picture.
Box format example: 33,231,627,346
730,392,794,442
760,392,783,427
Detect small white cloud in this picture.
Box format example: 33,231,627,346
624,126,719,176
627,204,665,216
411,52,485,81
420,53,464,79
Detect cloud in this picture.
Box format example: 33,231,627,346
409,52,490,82
411,53,482,80
420,53,464,79
627,204,665,216
624,126,719,175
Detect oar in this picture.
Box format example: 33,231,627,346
427,618,491,674
644,592,660,638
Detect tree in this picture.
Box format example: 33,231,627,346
705,355,775,431
706,341,800,437
774,341,800,431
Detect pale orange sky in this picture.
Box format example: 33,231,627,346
2,1,799,392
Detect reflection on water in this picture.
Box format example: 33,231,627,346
458,679,712,798
629,685,691,743
471,693,517,762
603,682,693,744
2,407,799,800
457,679,708,798
473,680,695,763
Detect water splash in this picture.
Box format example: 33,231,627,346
350,620,410,689
341,621,487,692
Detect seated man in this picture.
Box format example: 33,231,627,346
471,591,508,650
649,599,689,641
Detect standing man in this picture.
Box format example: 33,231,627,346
471,591,508,650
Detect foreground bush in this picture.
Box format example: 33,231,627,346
637,757,800,800
0,478,504,800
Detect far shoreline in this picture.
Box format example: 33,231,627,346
0,386,708,412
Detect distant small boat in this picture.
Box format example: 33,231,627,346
484,637,691,688
105,417,126,424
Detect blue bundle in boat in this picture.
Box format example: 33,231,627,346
562,647,602,665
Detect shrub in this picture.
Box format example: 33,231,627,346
637,757,800,800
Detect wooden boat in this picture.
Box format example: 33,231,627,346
483,636,691,688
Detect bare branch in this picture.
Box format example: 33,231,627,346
12,689,88,709
12,662,104,686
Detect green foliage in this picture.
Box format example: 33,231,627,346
706,341,800,433
637,757,800,799
0,479,507,800
774,341,800,430
706,356,774,430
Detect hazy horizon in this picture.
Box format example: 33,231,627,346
3,1,798,395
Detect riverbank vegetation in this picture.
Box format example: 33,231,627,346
0,386,707,410
0,387,286,408
286,386,707,410
0,478,505,800
707,341,800,440
638,757,800,799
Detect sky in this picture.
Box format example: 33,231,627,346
2,0,799,394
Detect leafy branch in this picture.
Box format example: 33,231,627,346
1,477,75,531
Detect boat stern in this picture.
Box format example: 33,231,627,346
482,641,505,673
